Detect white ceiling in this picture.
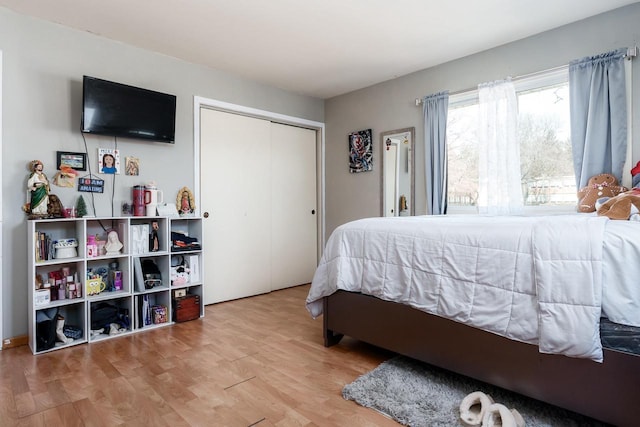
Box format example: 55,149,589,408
1,0,637,99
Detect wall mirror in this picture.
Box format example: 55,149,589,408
381,127,415,217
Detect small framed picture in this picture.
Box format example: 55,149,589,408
56,151,87,171
125,156,140,176
98,148,120,174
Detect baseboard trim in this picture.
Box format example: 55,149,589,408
2,335,28,350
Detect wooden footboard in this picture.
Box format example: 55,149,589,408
324,291,639,427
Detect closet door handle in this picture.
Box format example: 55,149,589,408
311,209,316,215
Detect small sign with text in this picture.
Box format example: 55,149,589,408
77,177,105,193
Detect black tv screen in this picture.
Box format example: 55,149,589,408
81,76,176,143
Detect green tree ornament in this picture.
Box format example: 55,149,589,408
76,195,88,218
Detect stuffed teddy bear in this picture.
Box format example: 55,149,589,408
597,188,640,220
577,173,627,213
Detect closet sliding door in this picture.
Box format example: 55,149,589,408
201,109,272,303
270,123,317,291
200,109,317,304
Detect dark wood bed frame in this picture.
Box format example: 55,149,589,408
323,291,639,427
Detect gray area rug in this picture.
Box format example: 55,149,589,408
343,356,610,427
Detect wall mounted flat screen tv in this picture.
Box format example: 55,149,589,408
82,76,176,143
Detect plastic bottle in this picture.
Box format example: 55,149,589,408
49,279,57,301
87,235,98,258
108,261,119,291
74,272,81,298
114,271,122,291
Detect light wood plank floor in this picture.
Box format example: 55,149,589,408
0,285,399,426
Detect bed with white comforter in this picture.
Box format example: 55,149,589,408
306,214,640,362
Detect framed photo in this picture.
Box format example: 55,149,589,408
56,151,87,171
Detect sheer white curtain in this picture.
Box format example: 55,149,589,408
477,79,523,215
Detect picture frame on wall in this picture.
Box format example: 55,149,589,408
349,129,373,173
125,156,140,176
98,148,120,174
56,151,87,171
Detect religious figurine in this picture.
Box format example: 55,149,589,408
176,186,195,216
27,160,50,217
105,230,123,255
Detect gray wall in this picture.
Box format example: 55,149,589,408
4,4,640,341
1,7,324,340
324,3,640,236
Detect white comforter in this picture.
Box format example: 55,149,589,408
306,215,610,362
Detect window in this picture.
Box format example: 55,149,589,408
446,69,575,214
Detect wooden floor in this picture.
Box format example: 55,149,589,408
0,285,399,426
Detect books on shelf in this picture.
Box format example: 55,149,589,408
142,295,152,326
34,231,54,261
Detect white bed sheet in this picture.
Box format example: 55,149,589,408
307,214,640,362
602,220,640,327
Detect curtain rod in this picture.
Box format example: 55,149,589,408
415,46,638,106
414,65,565,106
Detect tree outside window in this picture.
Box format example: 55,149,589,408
446,76,575,214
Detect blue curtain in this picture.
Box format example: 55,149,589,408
569,48,627,189
423,91,449,215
